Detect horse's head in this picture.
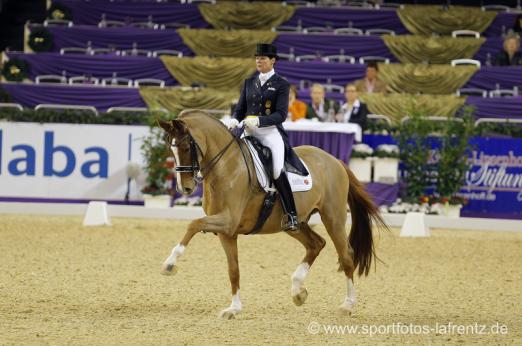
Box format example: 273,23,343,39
158,118,199,195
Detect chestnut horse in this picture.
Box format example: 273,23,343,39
158,110,386,319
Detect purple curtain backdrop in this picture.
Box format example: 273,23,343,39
38,25,194,54
277,61,365,86
57,0,208,27
7,52,177,85
465,66,522,90
365,182,400,206
482,12,518,37
1,83,146,111
466,96,522,119
283,7,409,34
274,33,396,60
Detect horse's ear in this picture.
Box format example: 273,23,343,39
171,119,187,135
157,119,173,133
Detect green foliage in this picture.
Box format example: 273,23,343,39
29,27,53,52
140,113,178,195
1,58,29,82
351,151,372,159
373,149,400,159
436,108,474,201
395,103,436,202
47,2,72,21
474,121,522,138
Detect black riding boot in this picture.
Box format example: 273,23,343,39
273,171,299,232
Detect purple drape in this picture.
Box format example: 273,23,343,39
7,52,177,85
483,12,518,37
40,25,193,53
57,0,208,27
465,66,522,90
365,182,400,206
474,37,504,64
1,83,146,111
466,96,522,119
277,61,365,86
274,33,396,60
287,131,354,163
284,7,408,34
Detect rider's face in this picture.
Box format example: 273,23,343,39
256,56,275,74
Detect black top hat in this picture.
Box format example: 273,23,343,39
255,43,278,59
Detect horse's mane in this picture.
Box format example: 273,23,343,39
178,110,231,135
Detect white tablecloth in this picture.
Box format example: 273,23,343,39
283,119,362,142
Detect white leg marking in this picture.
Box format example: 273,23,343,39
291,262,310,296
219,290,242,319
340,278,357,310
164,243,185,266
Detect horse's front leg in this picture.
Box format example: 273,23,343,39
217,234,241,320
161,213,231,275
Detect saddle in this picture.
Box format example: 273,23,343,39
242,136,312,235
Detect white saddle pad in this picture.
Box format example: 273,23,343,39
243,139,313,193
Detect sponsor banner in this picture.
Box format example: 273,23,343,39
0,122,149,201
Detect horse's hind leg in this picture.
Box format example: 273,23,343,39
287,223,326,306
217,234,242,319
320,210,357,314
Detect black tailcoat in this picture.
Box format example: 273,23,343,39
234,72,308,175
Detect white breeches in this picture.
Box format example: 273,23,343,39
245,126,284,179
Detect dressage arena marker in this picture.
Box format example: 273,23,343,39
82,201,112,226
400,212,430,237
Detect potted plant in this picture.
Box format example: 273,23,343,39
349,143,373,182
372,144,399,184
141,115,175,208
435,110,474,218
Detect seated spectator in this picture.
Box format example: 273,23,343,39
513,14,522,36
353,62,387,93
288,85,307,121
494,34,522,66
305,83,340,122
336,83,368,131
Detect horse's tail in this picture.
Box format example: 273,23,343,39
341,161,387,276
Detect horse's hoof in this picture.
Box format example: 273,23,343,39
218,308,237,320
161,263,178,276
292,288,308,306
338,300,355,315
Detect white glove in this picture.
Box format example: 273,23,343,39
222,118,239,130
244,116,260,129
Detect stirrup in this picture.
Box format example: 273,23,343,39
281,214,299,232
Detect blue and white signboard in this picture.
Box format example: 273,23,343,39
0,122,149,202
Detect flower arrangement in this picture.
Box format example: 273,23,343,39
373,144,399,159
351,143,373,159
47,2,73,21
1,58,29,82
29,27,54,52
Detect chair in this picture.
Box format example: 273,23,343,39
456,88,487,97
160,23,190,30
303,27,331,34
295,54,320,62
101,77,133,87
359,56,390,64
188,0,216,3
120,49,152,57
366,29,396,36
35,104,98,117
272,25,302,33
322,55,356,64
0,103,24,112
375,3,404,9
333,28,364,36
481,5,510,12
129,21,158,30
69,76,100,85
451,59,481,67
134,79,165,87
90,48,114,55
277,52,296,61
98,20,125,28
452,30,480,39
106,107,149,114
489,88,518,98
60,47,88,55
35,75,67,84
152,50,183,58
43,19,73,27
368,114,392,127
323,84,344,93
283,0,310,5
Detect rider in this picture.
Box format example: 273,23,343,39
225,43,307,232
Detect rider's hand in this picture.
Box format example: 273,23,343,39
244,116,260,129
222,118,239,130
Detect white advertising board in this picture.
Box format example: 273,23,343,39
0,122,150,202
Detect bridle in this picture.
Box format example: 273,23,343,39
170,126,251,187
